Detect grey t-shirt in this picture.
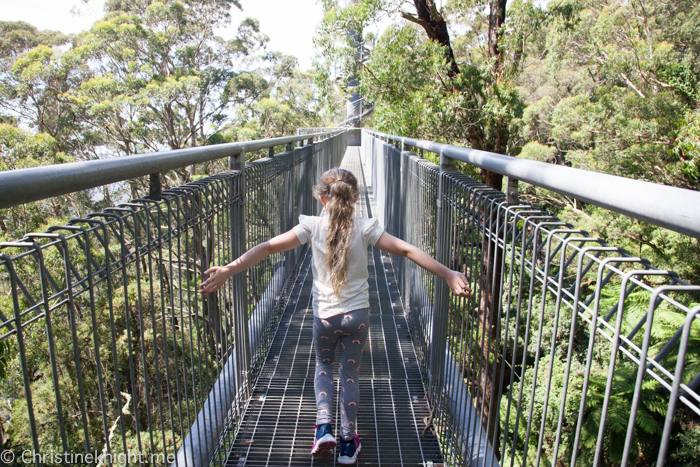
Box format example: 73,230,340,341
293,214,384,318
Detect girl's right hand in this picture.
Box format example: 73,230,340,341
446,270,472,298
199,266,232,294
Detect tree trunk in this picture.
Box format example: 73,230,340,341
488,0,508,65
404,0,510,453
475,209,504,451
481,0,509,192
407,0,461,77
473,0,509,455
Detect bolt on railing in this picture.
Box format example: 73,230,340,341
362,129,700,467
0,130,347,467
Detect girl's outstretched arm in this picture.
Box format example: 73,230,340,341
374,232,472,298
199,229,302,294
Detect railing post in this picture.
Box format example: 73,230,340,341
429,150,455,403
279,144,296,271
148,172,162,200
399,145,414,314
507,177,519,206
228,147,251,401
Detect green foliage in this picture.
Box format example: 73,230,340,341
360,24,453,139
0,21,67,60
0,124,81,238
67,0,268,156
225,61,327,144
672,409,700,466
560,205,700,284
0,2,331,457
519,141,557,163
511,0,700,286
672,109,700,183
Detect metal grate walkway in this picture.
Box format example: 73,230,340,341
223,148,443,466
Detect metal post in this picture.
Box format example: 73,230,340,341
429,151,456,401
277,145,295,270
148,172,162,200
400,149,412,312
507,177,519,206
309,138,315,214
228,147,251,402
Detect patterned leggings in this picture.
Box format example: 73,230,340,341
313,308,369,441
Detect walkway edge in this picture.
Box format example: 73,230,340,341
171,267,286,467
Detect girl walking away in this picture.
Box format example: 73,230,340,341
199,168,471,464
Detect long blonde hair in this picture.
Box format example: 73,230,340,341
313,168,360,297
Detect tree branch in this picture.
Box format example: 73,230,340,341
401,11,434,33
620,72,646,98
426,0,443,22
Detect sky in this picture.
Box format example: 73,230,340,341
1,0,326,71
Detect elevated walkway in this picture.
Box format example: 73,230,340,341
3,128,698,467
221,148,443,466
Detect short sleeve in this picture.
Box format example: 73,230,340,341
293,215,313,244
363,217,385,246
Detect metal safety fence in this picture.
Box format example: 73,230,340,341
0,131,346,467
362,129,700,467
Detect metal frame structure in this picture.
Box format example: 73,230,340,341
2,123,699,466
0,131,346,467
362,129,700,467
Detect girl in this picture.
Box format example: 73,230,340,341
199,168,470,464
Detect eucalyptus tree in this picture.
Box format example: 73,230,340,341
225,53,327,141
517,0,700,282
316,0,545,187
0,124,85,239
68,0,267,175
0,22,82,153
0,21,67,61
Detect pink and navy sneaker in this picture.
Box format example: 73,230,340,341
338,433,361,464
311,423,336,455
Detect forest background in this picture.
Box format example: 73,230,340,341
2,0,699,282
0,0,699,465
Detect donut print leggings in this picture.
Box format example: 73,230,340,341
313,308,368,441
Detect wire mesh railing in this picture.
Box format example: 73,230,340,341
0,131,346,466
362,129,700,467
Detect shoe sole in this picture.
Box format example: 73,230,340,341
337,443,362,464
311,434,337,455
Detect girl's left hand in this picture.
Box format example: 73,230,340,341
199,266,232,294
446,270,472,298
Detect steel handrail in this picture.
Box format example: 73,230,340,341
0,132,342,209
362,131,700,466
365,129,700,239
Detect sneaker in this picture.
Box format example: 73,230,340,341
311,424,336,455
337,433,361,464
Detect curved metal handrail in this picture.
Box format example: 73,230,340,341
365,129,700,239
0,131,343,209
